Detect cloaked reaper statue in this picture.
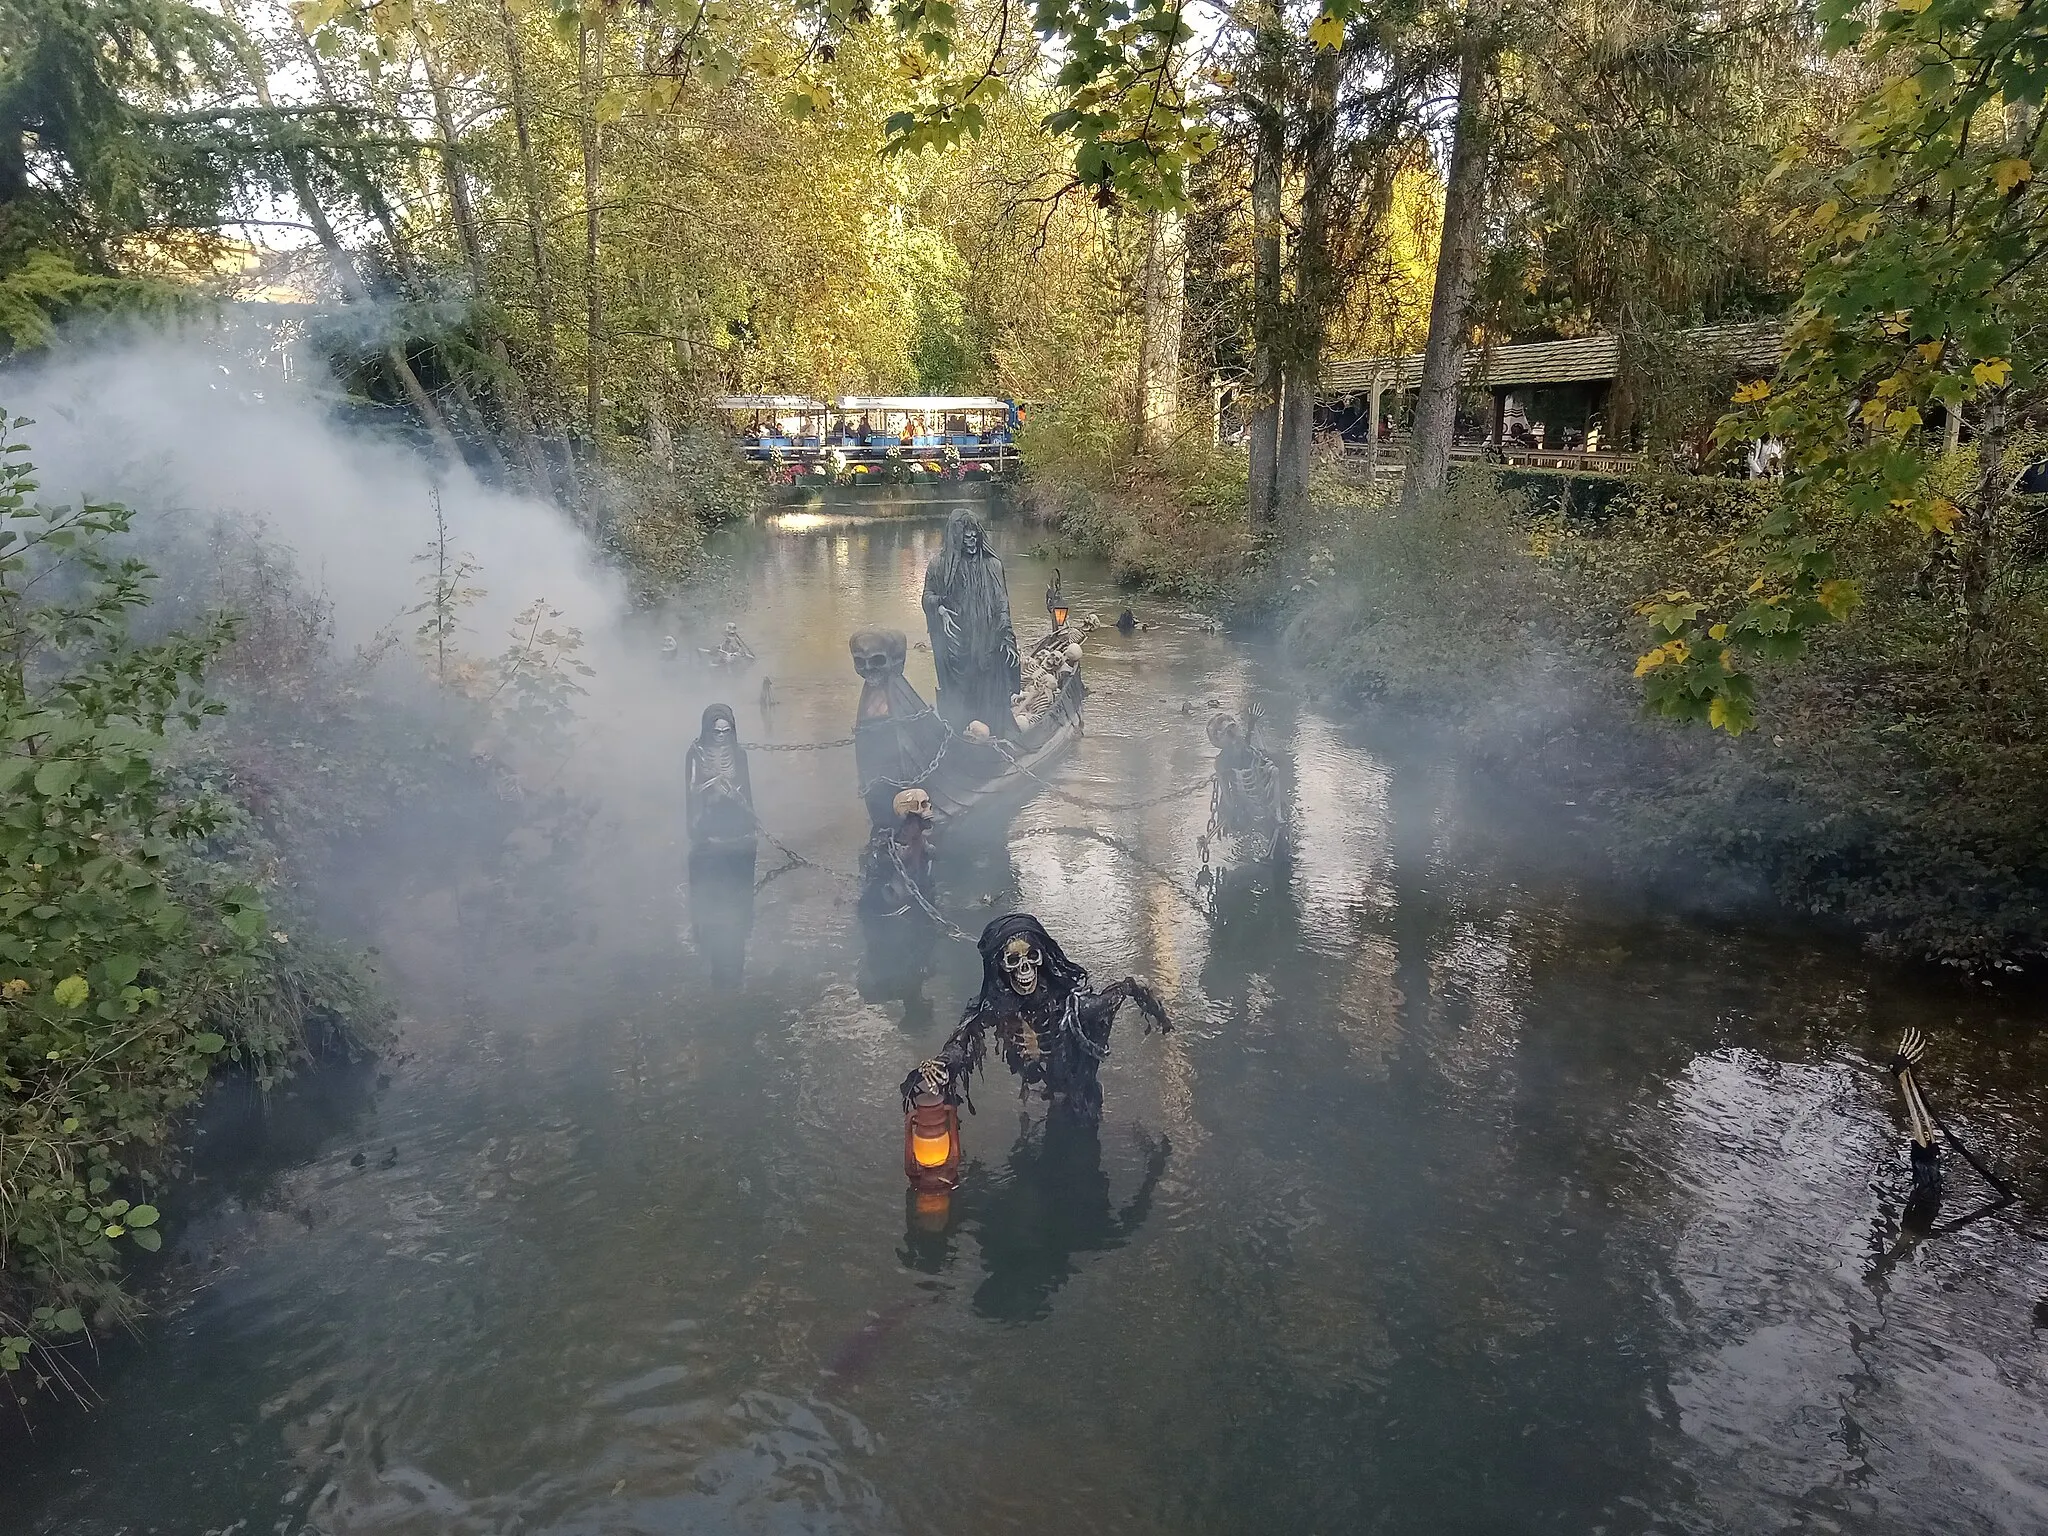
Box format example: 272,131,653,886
685,703,754,848
922,509,1020,734
851,629,949,829
900,914,1172,1123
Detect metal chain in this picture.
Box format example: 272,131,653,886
749,737,856,752
856,711,957,798
740,809,862,891
1037,775,1211,815
886,839,977,944
1011,826,1213,916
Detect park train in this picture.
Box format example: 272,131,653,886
713,394,1022,483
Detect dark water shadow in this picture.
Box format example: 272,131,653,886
898,1113,1170,1324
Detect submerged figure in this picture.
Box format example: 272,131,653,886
850,629,949,829
858,791,940,1014
685,703,755,849
900,913,1171,1125
1208,706,1286,860
921,509,1019,734
712,622,755,667
861,787,936,916
688,843,756,983
899,1112,1171,1321
1891,1027,1942,1222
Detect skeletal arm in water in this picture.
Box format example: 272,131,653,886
1088,977,1174,1036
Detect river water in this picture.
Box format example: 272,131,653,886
7,507,2048,1535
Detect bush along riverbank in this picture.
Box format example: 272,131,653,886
0,411,605,1404
1013,401,1259,603
0,425,375,1394
1028,440,2048,973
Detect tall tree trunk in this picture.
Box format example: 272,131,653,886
415,25,553,494
1961,393,2008,659
1276,43,1342,534
222,2,470,465
647,381,674,470
1137,208,1186,453
496,0,560,351
578,18,607,477
1246,18,1286,528
1365,378,1384,488
494,0,579,502
1403,30,1494,508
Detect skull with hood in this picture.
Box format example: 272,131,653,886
900,912,1172,1121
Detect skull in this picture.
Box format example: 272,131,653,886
961,521,981,556
849,629,907,680
892,787,932,822
712,717,734,737
1001,936,1042,996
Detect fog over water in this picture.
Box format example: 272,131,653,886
4,337,2048,1534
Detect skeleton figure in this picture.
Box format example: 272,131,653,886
684,703,754,847
1012,640,1082,731
861,786,935,915
1208,707,1285,858
1892,1028,1942,1211
900,913,1171,1124
921,509,1020,733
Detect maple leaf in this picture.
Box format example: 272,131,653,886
1709,694,1755,735
1307,10,1343,50
1992,158,2034,193
1732,379,1772,403
1972,357,2012,388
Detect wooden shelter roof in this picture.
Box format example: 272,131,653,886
1322,320,1786,393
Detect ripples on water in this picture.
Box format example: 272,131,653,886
7,510,2048,1535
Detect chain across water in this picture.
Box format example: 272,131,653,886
727,706,1220,921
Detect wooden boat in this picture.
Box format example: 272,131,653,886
921,675,1083,826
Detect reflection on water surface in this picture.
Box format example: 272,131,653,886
6,510,2048,1536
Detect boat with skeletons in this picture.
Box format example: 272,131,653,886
849,511,1083,830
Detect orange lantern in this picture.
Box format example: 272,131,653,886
903,1093,962,1192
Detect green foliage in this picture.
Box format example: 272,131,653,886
880,0,1214,208
0,0,334,346
1658,0,2048,729
0,418,385,1394
1021,373,1257,601
1287,472,2048,969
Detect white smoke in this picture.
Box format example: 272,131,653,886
2,324,623,652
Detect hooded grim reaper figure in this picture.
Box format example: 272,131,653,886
922,509,1020,734
900,914,1172,1123
684,703,754,848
